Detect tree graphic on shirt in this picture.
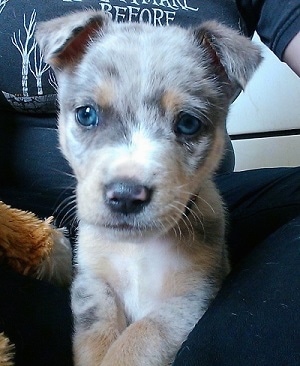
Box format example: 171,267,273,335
11,10,37,97
0,0,10,14
11,9,55,97
29,44,51,95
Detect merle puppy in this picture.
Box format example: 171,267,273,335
36,11,261,366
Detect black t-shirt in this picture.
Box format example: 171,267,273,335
0,0,299,114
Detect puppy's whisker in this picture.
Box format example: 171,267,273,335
55,194,77,212
51,168,76,179
196,195,216,215
159,203,183,238
167,215,183,240
188,206,207,242
51,195,76,225
170,198,206,242
176,188,216,216
158,217,172,236
63,204,78,228
167,202,195,243
173,200,200,223
53,195,77,229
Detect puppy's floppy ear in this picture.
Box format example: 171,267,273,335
194,21,262,91
35,10,109,69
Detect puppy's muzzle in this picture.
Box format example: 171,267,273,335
104,180,152,215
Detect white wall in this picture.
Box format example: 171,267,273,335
227,34,300,171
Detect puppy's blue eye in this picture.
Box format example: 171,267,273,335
76,106,98,128
175,113,203,136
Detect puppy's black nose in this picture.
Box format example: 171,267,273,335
104,180,152,215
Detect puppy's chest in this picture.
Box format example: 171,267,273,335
110,253,163,322
99,241,186,322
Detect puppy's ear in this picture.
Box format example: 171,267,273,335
35,10,109,69
194,21,262,91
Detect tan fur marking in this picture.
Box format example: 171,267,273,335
162,246,219,298
161,90,183,113
101,319,167,366
96,83,115,109
74,326,119,365
198,127,225,176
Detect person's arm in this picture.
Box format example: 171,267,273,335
283,32,300,77
237,0,300,75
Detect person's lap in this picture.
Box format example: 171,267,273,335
173,167,300,365
217,167,300,265
174,200,300,365
0,167,299,365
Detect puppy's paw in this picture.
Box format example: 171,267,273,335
100,320,171,366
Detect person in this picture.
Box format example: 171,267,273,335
0,1,299,365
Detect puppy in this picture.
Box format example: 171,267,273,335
36,11,261,366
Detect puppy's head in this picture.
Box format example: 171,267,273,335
36,11,261,238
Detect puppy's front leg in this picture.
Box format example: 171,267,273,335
101,296,205,366
72,271,126,366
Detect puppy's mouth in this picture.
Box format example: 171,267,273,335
102,213,159,232
100,219,161,238
104,222,140,231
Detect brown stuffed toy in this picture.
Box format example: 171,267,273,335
0,333,14,366
0,201,72,366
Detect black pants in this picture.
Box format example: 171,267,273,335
1,167,300,366
174,167,300,366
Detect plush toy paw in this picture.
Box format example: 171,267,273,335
0,201,72,287
0,201,73,366
0,332,14,366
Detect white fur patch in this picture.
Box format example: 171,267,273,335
107,237,188,322
103,127,164,183
129,129,158,163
